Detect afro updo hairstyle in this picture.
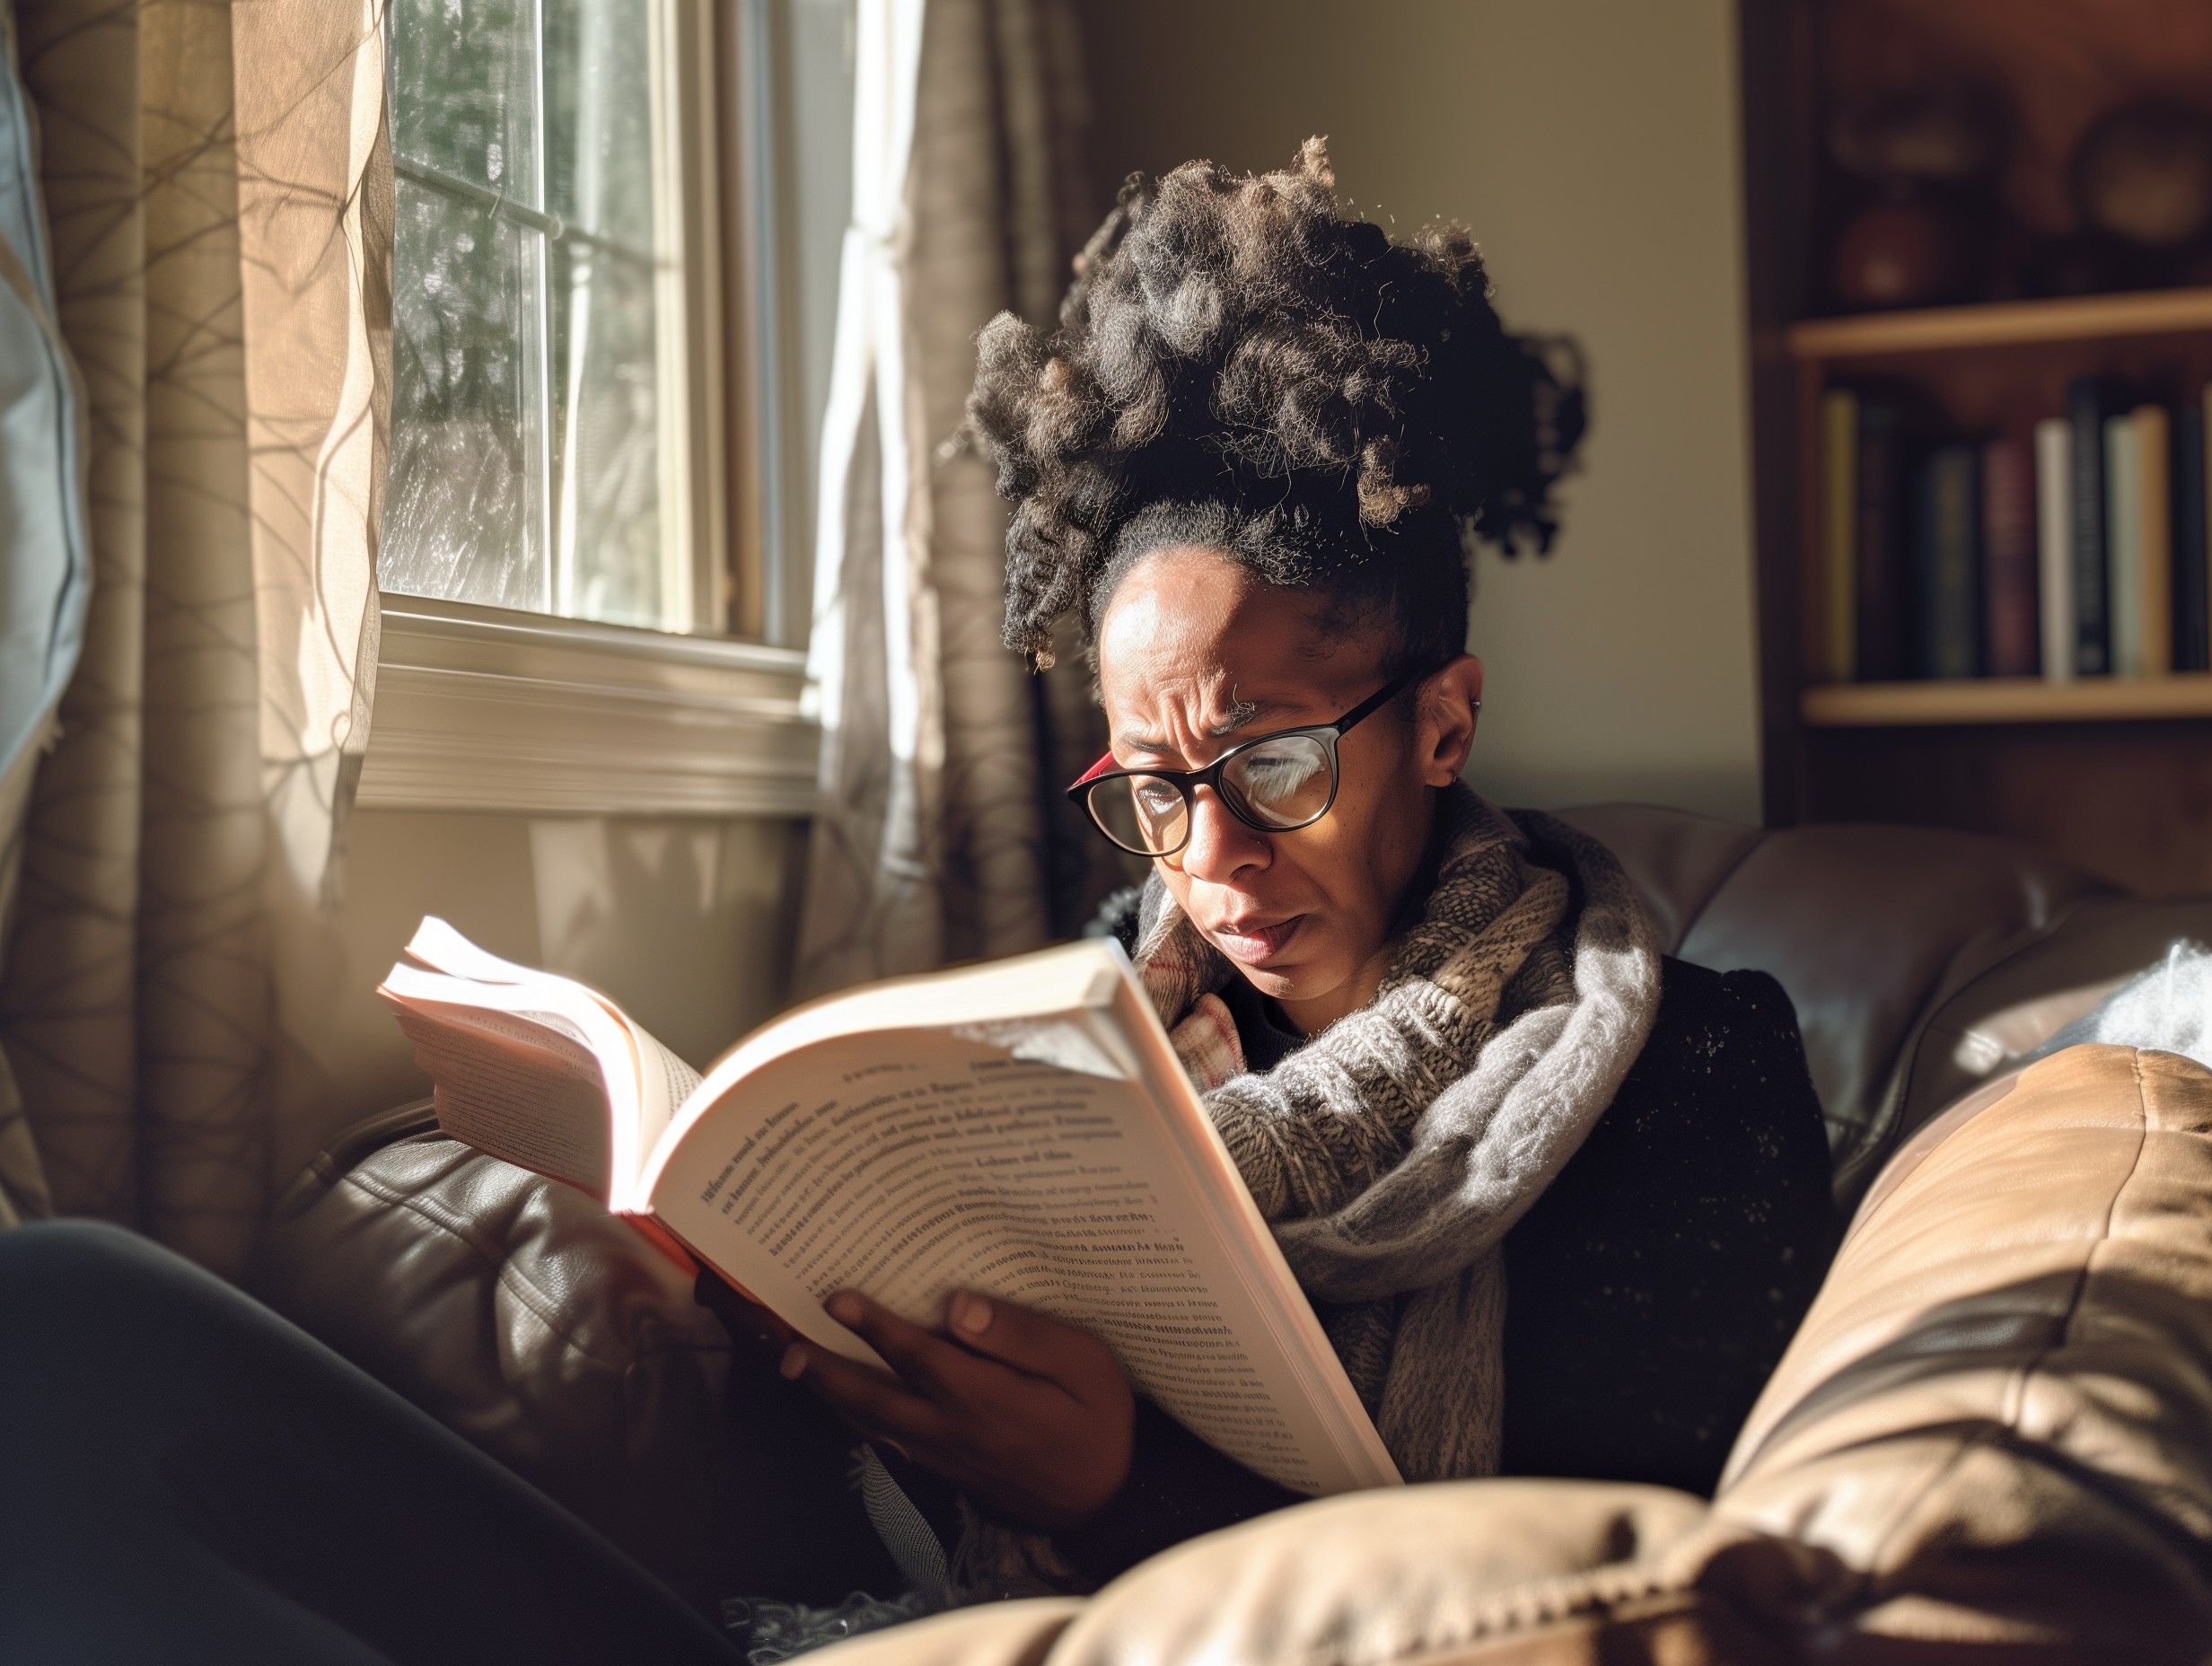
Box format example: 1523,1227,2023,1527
964,137,1585,677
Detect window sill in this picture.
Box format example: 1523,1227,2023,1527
356,594,818,819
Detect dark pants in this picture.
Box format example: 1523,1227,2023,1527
0,1220,742,1665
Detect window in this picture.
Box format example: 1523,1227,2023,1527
383,0,724,635
359,1,850,817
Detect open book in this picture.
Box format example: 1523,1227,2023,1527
380,919,1400,1498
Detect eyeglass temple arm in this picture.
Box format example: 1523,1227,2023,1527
1333,668,1422,732
1068,751,1119,794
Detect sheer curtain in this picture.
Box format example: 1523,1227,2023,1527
797,0,1115,998
0,0,390,1275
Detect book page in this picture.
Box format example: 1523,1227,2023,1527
397,918,696,1199
390,1004,612,1194
646,1021,1395,1497
382,959,653,1196
625,1020,699,1176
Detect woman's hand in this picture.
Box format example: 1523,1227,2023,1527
783,1289,1134,1531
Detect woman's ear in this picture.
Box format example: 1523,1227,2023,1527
1418,654,1485,786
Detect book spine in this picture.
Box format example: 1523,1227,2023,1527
2035,417,2075,684
2178,393,2210,674
2067,377,2110,674
1914,444,1980,680
2106,414,2142,677
1980,434,2038,677
2135,404,2172,679
1821,388,1858,682
1856,402,1905,681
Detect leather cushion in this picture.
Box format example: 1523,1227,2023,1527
1039,1481,1716,1666
1560,804,2111,1198
1899,894,2212,1162
247,1108,745,1615
1715,1045,2212,1654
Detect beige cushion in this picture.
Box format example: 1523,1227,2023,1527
1049,1482,1708,1665
1714,1044,2212,1653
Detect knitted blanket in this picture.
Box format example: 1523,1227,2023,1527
1130,783,1663,1481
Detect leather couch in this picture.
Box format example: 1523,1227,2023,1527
250,804,2212,1657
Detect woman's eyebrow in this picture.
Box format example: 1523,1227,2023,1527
1212,697,1264,734
1116,697,1290,753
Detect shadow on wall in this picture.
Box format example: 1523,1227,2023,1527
265,811,806,1184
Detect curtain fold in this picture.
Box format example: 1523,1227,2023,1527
797,0,1117,999
0,0,390,1274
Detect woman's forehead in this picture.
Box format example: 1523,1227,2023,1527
1095,548,1384,733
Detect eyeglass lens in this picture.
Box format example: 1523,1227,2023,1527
1084,733,1336,855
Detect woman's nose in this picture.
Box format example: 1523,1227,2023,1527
1178,785,1268,881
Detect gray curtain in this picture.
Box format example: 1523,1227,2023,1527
0,0,391,1275
797,0,1120,998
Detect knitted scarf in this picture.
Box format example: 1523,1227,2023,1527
1129,784,1663,1482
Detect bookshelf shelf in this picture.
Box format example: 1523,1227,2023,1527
1740,1,2212,896
1787,288,2212,362
1801,675,2212,728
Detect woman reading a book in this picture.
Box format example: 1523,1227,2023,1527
746,139,1834,1592
0,141,1831,1658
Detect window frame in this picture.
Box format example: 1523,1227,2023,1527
357,592,814,818
365,0,816,817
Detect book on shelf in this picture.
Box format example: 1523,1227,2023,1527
2178,392,2210,675
2134,404,2172,680
1820,389,1857,684
2067,378,2112,677
379,917,1402,1499
2034,417,2075,685
1854,399,1908,682
1980,434,2039,679
1912,443,1981,680
2105,413,2142,678
1817,380,2212,690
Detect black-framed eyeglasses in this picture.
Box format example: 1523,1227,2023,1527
1066,671,1419,857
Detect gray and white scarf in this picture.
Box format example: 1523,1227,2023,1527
1131,784,1663,1483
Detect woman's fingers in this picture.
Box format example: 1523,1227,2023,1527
787,1287,1138,1530
941,1290,1122,1403
821,1290,971,1396
784,1341,950,1450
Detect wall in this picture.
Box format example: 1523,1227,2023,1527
1075,0,1765,821
269,809,803,1182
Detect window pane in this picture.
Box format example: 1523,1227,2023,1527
387,0,540,201
544,0,668,630
383,0,682,634
384,174,549,611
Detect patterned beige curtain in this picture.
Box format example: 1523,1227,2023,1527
796,0,1118,997
0,0,390,1276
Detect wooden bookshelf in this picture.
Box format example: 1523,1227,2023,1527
1803,675,2212,727
1788,288,2212,361
1739,0,2212,898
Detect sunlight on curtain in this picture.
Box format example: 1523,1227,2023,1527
0,0,391,1273
795,0,1119,998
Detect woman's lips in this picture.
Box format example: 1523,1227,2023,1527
1208,915,1302,966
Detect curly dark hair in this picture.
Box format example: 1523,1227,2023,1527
965,137,1584,674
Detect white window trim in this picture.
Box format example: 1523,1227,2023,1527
364,5,822,820
356,593,817,818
